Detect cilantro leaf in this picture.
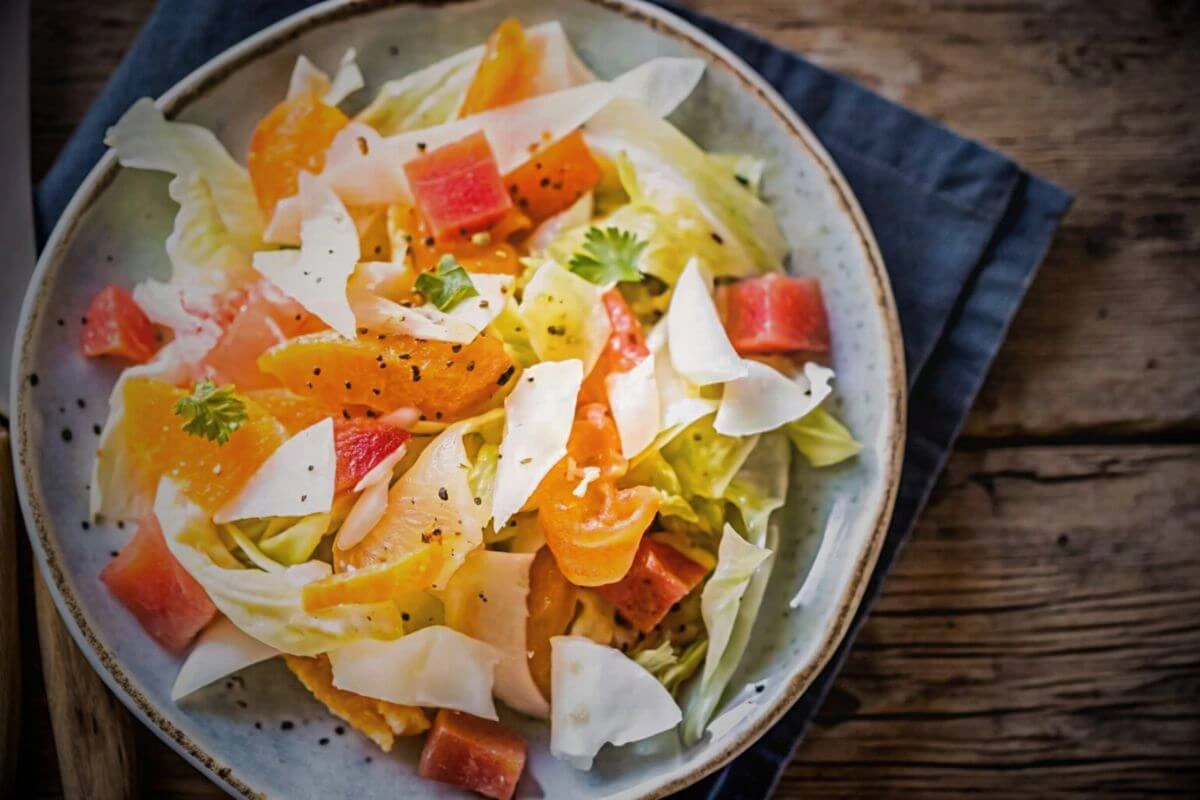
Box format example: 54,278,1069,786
567,226,647,285
174,380,248,445
414,255,479,311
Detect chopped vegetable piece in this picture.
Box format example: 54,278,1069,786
414,255,479,311
718,273,831,354
567,226,647,286
258,330,512,421
505,130,601,221
404,131,513,237
334,419,410,494
535,404,659,586
100,515,216,653
580,289,650,403
301,544,444,611
247,91,349,216
596,537,708,633
285,654,429,752
459,18,536,117
174,380,248,445
526,547,579,700
396,204,526,276
418,709,527,800
81,286,158,363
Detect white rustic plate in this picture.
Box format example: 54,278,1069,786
11,0,905,797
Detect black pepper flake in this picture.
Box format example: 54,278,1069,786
281,721,294,731
255,722,262,730
28,373,38,387
307,465,314,472
356,136,369,155
300,494,308,503
76,398,86,409
365,757,373,764
711,232,725,245
379,362,387,369
372,388,381,396
546,324,565,336
417,142,427,152
401,612,411,622
344,381,352,389
366,409,379,418
438,487,449,501
342,409,351,419
474,496,482,506
80,316,88,326
318,738,329,746
445,360,454,368
56,318,64,327
110,550,118,557
336,726,345,735
236,700,248,709
434,411,443,420
313,367,321,376
61,428,73,442
466,361,475,372
451,344,462,353
399,353,411,360
478,592,488,603
81,521,89,530
539,177,551,188
755,684,765,693
735,175,750,188
423,236,434,247
411,365,421,382
497,366,515,386
92,424,102,435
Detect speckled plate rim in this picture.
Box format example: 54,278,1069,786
11,1,906,797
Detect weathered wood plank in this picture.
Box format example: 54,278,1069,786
678,0,1200,438
779,444,1200,797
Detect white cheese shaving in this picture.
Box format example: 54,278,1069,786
606,353,660,459
666,258,746,385
714,360,835,437
171,617,278,700
213,418,335,523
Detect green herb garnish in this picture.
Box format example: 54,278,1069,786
174,380,247,445
414,255,479,311
567,226,647,285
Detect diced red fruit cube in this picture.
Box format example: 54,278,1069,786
333,420,411,494
81,286,158,363
718,273,831,355
405,131,513,237
418,709,527,800
595,537,708,633
99,515,216,653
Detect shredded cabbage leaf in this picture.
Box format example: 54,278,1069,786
786,406,862,467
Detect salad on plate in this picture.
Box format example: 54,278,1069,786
83,17,860,799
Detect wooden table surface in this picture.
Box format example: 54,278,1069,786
16,0,1200,797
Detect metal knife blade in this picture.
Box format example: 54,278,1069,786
0,0,35,420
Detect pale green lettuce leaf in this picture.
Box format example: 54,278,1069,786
635,638,709,694
488,300,541,368
258,513,334,565
356,45,480,135
786,406,862,467
585,97,788,275
106,99,263,287
710,153,766,195
154,478,403,655
660,414,758,500
683,524,773,744
518,261,611,372
724,432,791,546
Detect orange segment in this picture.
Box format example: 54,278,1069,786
123,378,286,512
459,18,536,117
248,91,349,216
302,545,444,611
395,204,525,276
244,388,335,433
534,404,659,586
526,547,578,700
258,331,514,421
285,654,429,752
505,130,601,221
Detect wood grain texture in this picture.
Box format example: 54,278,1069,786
0,433,20,795
18,0,1200,798
34,571,140,800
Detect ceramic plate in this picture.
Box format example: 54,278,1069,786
12,0,904,796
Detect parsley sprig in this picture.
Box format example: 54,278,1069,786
415,255,479,311
174,380,248,445
567,226,647,285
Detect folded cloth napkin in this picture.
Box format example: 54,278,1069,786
34,1,1072,798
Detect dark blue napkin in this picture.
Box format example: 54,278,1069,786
34,1,1072,798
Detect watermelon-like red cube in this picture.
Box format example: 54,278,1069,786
717,273,831,355
596,537,709,633
81,285,159,363
100,515,216,653
333,420,411,493
418,709,527,800
404,131,513,237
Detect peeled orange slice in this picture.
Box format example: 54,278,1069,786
258,331,513,420
244,388,334,434
248,91,349,216
122,378,286,512
301,544,444,611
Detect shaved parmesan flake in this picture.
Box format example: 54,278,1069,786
171,617,278,700
444,551,549,718
549,636,681,770
492,360,583,528
519,261,611,371
253,172,360,339
349,273,511,344
330,626,502,719
611,57,704,119
648,330,718,433
334,478,389,552
714,361,835,437
606,354,660,459
666,259,746,385
214,418,335,523
287,49,364,106
387,82,617,174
